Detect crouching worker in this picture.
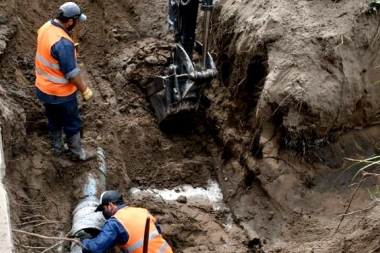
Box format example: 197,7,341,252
75,190,173,253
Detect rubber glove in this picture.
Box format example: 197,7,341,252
82,87,93,101
72,230,93,241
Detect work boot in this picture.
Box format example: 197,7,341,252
50,131,69,156
66,132,96,162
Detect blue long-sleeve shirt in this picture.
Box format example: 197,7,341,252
82,204,162,253
36,19,80,104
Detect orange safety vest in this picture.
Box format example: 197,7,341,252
113,207,173,253
35,21,77,96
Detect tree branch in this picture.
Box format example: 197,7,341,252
12,229,83,248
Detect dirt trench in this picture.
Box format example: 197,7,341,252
1,0,380,252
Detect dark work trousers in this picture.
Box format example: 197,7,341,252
44,96,82,139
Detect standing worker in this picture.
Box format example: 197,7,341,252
74,190,174,253
35,2,95,161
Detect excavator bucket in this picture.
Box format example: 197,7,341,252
147,0,217,124
147,42,217,123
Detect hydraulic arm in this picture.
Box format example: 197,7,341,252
147,0,218,124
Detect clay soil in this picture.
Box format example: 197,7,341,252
1,0,380,252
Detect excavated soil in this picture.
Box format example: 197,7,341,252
1,0,380,252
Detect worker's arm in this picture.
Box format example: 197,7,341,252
69,74,87,93
148,212,162,234
51,38,93,99
51,38,81,82
81,218,129,253
154,218,162,234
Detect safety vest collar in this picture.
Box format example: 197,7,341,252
49,18,72,37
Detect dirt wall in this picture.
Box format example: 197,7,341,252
205,0,380,251
210,0,380,152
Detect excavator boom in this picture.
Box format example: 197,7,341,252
147,0,218,124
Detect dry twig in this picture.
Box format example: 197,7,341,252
335,173,370,232
41,240,65,253
335,172,379,233
21,215,46,220
334,35,344,50
24,221,59,229
19,214,59,230
12,229,83,248
369,245,380,253
337,205,376,218
149,189,167,204
19,245,46,250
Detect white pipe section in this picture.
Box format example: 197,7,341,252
69,147,107,253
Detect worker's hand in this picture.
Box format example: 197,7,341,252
71,230,93,241
82,87,93,101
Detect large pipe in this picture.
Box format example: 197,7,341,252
69,147,107,253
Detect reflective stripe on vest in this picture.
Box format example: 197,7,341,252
35,67,69,84
35,21,77,96
158,242,169,253
113,207,173,253
127,230,160,252
36,53,61,70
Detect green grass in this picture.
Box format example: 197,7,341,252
367,185,380,200
339,155,380,181
369,0,380,14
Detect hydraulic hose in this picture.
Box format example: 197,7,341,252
201,0,213,69
180,0,194,6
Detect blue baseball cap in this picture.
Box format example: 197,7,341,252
58,2,87,22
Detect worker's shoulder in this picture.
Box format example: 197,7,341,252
56,36,75,47
106,216,123,227
51,37,75,57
